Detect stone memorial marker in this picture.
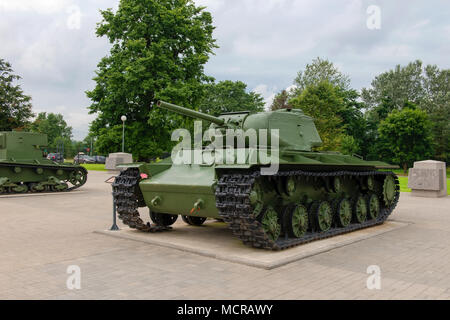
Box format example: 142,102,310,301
408,160,447,198
105,152,133,171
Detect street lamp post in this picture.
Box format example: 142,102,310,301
121,115,127,153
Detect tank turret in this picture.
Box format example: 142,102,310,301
156,100,323,151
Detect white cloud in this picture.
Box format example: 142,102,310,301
194,0,225,12
0,0,71,14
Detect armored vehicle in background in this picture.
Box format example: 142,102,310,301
0,131,87,194
113,101,399,250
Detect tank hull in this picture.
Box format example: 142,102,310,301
113,155,400,250
0,161,88,194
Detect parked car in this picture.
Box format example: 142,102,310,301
93,156,106,164
74,154,96,164
47,153,64,163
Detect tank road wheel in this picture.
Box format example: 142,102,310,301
12,184,28,194
151,212,178,226
383,175,397,207
285,205,309,238
354,196,368,223
182,216,207,226
261,206,281,241
367,194,380,220
314,201,333,232
29,183,44,193
69,169,87,188
336,199,352,227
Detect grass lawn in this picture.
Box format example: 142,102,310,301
80,164,107,171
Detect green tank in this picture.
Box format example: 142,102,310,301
113,101,399,250
0,131,87,194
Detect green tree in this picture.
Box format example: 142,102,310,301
199,80,264,116
362,60,449,162
29,112,73,156
362,61,424,110
270,90,292,111
378,103,433,173
293,57,351,95
337,88,367,155
290,58,366,155
0,58,34,131
87,0,217,160
290,81,347,151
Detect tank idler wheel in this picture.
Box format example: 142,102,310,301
182,215,207,226
367,194,380,220
260,206,281,241
354,195,368,223
336,198,352,227
69,169,87,187
284,205,309,238
314,201,333,232
150,212,178,226
382,175,397,207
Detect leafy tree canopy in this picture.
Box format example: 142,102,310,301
293,57,351,95
362,60,449,161
270,90,292,111
198,80,265,116
86,0,217,160
0,58,34,131
378,102,433,172
29,112,74,156
290,81,349,152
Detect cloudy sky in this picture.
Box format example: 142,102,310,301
1,0,449,140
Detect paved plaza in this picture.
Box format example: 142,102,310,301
1,171,449,300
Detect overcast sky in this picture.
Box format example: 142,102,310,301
1,0,449,140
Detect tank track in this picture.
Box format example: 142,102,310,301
0,163,88,195
112,168,171,232
215,170,400,250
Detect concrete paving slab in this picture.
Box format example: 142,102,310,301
2,171,449,299
95,220,409,270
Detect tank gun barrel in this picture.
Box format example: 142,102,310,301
156,101,225,126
